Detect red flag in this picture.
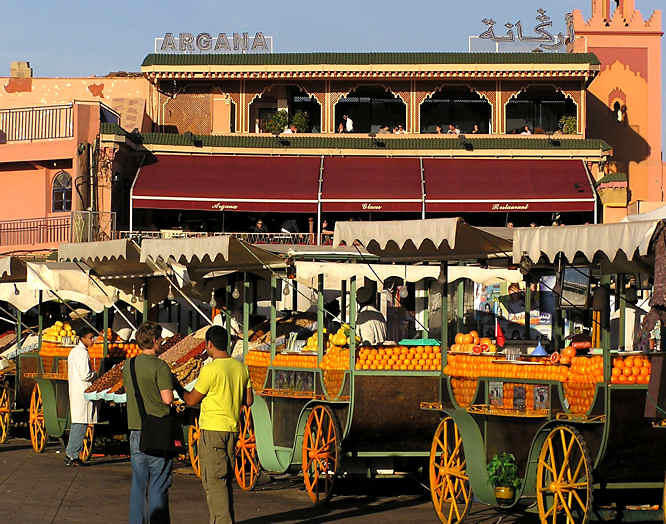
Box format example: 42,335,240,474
495,317,505,348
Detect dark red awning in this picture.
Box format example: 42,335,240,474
424,159,595,213
321,157,422,213
132,155,319,213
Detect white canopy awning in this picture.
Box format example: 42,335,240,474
333,218,512,260
294,261,521,291
0,282,108,313
139,235,284,272
512,220,662,264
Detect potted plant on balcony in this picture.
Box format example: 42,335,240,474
487,452,521,503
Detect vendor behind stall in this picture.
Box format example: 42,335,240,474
356,286,387,345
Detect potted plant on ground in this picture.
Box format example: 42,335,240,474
487,452,521,503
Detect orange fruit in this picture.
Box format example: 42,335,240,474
455,333,464,345
622,367,632,377
462,334,474,345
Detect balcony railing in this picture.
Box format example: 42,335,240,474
0,215,71,247
0,104,74,142
0,211,116,249
117,230,317,245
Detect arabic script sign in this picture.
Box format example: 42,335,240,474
478,9,574,51
155,32,273,54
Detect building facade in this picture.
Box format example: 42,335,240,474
0,0,662,254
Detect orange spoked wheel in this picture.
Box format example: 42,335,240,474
0,382,11,444
79,424,94,463
188,417,200,478
429,417,471,524
302,405,340,504
536,425,591,524
29,384,46,453
234,405,260,491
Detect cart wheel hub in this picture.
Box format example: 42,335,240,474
549,481,558,491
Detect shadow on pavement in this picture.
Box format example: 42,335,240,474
237,494,427,524
0,442,33,453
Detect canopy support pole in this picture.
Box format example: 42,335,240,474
243,273,249,358
142,278,148,323
270,276,277,361
16,309,22,351
225,284,232,349
38,290,43,360
440,262,449,369
341,280,347,324
317,156,324,246
524,276,532,340
317,274,324,367
349,277,357,372
456,280,464,334
103,307,109,358
618,274,626,350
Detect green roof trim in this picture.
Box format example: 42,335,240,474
100,123,612,152
142,52,600,67
113,130,610,152
596,172,628,185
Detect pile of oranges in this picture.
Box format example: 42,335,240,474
272,353,318,368
355,345,441,371
569,356,604,383
320,345,351,371
444,354,570,382
245,350,271,366
564,382,597,414
611,355,651,384
451,378,477,406
450,330,497,353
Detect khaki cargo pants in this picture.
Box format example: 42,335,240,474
199,430,238,524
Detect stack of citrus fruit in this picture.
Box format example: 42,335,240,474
272,353,318,368
450,377,477,406
245,350,271,366
450,330,497,353
444,354,569,382
611,355,651,384
569,355,604,383
354,345,441,371
320,345,350,371
564,382,597,414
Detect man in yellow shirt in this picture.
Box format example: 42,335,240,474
184,326,253,524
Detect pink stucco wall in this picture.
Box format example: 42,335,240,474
0,76,153,132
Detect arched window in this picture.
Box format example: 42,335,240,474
52,171,72,212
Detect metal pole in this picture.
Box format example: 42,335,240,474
270,275,277,360
225,284,232,349
317,274,324,367
292,280,298,312
243,273,249,358
142,279,148,323
618,274,626,350
601,275,612,382
456,280,464,333
440,262,448,368
524,276,532,340
341,280,347,324
349,277,357,371
16,309,22,350
103,307,109,358
317,155,324,246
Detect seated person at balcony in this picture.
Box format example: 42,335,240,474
392,126,399,134
337,122,345,133
471,123,481,134
321,219,334,236
356,286,387,346
287,124,297,133
251,219,267,234
343,114,354,133
435,125,444,134
521,125,532,135
378,125,391,134
447,123,460,135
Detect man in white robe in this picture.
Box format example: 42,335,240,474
65,327,97,466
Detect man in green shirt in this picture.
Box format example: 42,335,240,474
184,325,253,524
123,322,176,524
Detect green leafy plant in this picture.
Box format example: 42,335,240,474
291,110,310,133
559,115,577,135
487,452,521,489
265,110,289,135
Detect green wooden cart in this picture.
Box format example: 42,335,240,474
424,220,666,523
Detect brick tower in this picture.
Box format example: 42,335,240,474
572,0,663,221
